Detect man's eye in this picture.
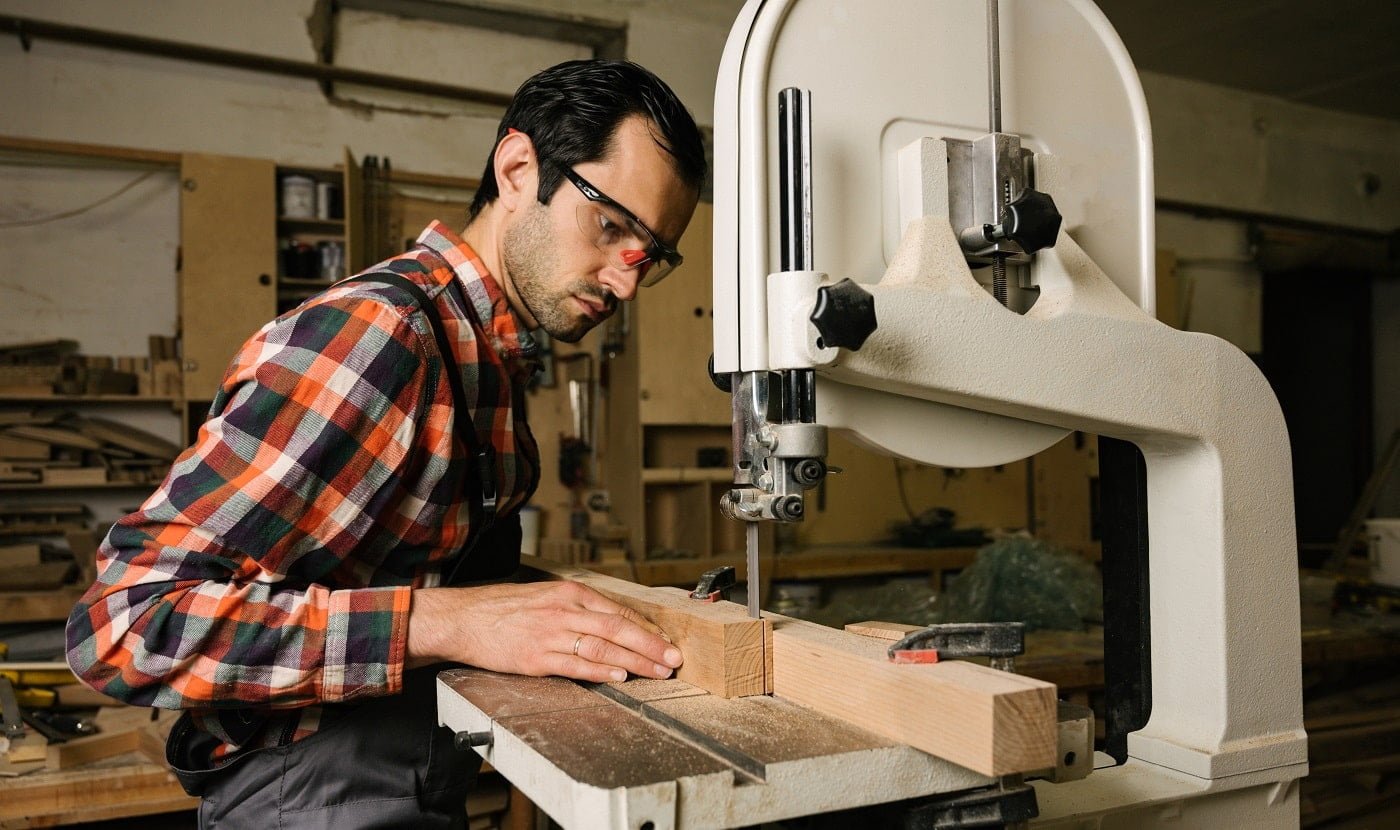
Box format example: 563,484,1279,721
598,215,628,244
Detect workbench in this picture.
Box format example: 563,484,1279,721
0,708,195,829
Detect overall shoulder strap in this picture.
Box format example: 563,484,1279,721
341,272,498,525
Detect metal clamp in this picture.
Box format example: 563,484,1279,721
888,622,1025,671
691,566,737,602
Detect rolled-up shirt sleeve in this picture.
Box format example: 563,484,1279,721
66,296,432,709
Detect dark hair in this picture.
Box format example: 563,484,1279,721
468,60,706,221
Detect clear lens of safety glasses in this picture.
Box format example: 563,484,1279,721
574,203,679,287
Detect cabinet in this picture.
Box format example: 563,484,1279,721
178,151,367,403
179,154,277,402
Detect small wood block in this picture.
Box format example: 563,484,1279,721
522,556,771,698
42,467,108,486
5,734,48,764
845,620,925,641
45,728,142,770
770,613,1057,777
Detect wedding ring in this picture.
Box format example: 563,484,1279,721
572,635,584,656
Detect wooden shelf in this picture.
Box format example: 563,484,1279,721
589,545,984,587
0,482,154,492
277,216,344,232
641,467,733,484
0,395,179,405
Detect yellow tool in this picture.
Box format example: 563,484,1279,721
0,662,75,709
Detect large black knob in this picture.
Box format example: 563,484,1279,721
1000,188,1062,254
707,353,732,393
810,278,877,351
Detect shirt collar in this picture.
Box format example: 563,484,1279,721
414,221,541,369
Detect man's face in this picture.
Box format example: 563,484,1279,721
502,115,698,343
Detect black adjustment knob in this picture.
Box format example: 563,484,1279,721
1000,188,1062,254
809,278,877,351
707,354,732,393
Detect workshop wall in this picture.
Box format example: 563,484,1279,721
0,165,179,357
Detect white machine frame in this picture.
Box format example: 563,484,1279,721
711,0,1307,825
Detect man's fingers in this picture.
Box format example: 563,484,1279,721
570,633,674,680
538,652,627,684
566,609,682,670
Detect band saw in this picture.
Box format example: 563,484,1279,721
437,0,1308,826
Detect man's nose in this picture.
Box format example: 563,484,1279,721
598,263,640,302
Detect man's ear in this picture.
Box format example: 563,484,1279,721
493,130,537,213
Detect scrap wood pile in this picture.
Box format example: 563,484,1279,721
0,408,179,488
0,337,180,397
0,527,100,593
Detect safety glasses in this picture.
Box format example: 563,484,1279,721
558,166,683,287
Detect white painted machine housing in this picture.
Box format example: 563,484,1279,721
714,0,1155,467
713,0,1306,825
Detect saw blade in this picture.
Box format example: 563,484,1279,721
746,522,760,618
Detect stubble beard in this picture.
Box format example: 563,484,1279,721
503,201,602,344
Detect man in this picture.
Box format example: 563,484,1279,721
66,60,706,827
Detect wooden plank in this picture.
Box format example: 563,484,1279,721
5,425,101,450
0,134,180,166
769,613,1057,777
0,562,74,591
42,467,108,486
73,417,180,460
522,556,770,698
0,763,196,823
0,433,50,459
45,729,142,770
844,620,923,641
0,587,86,623
589,545,983,587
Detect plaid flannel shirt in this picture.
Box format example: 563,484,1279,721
66,222,539,759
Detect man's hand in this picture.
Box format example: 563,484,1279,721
406,581,683,683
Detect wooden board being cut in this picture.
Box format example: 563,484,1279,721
770,613,1057,777
522,555,770,698
531,560,1057,776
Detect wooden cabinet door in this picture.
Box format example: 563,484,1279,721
343,147,365,275
637,202,729,425
179,153,276,401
